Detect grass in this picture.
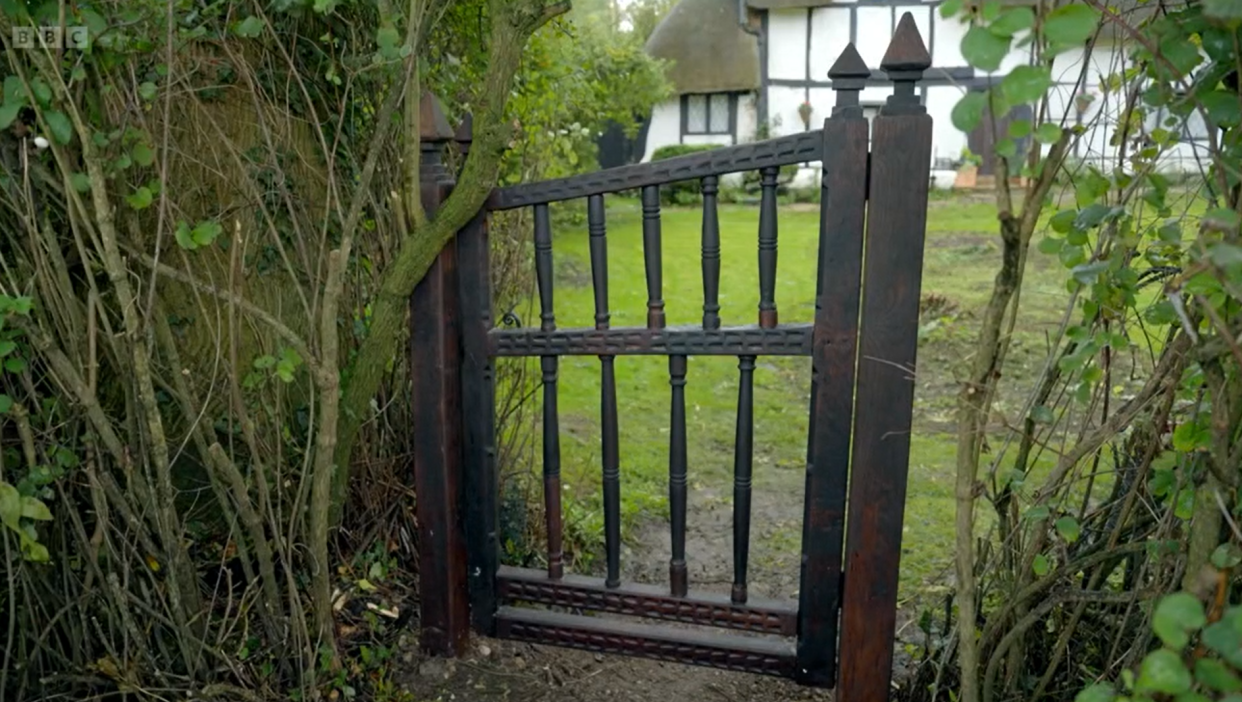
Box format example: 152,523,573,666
512,191,1180,602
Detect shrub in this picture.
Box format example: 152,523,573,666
650,144,721,205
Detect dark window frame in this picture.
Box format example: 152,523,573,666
680,92,739,140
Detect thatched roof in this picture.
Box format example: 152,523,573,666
645,0,760,94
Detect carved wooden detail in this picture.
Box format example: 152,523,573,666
488,131,825,210
488,324,814,357
497,567,796,636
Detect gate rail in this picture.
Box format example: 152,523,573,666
409,13,934,702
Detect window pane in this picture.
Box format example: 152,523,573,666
686,95,707,133
709,94,730,133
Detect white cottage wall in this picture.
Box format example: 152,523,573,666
640,98,683,163
767,10,808,81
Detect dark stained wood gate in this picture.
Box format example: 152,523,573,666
409,14,933,702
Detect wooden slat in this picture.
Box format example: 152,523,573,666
541,355,565,580
700,175,722,330
488,324,814,357
497,566,797,636
642,185,666,329
668,355,689,597
495,607,797,678
489,131,825,210
837,14,934,702
757,166,780,328
589,195,623,590
731,355,757,605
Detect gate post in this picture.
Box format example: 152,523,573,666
796,42,870,687
411,91,470,656
836,13,933,702
454,115,501,636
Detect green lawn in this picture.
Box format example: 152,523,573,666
510,192,1174,601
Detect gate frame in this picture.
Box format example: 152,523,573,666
408,15,933,700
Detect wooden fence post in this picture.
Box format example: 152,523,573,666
796,42,871,687
836,13,933,702
411,91,470,656
454,113,502,636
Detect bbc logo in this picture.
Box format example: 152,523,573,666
11,26,89,50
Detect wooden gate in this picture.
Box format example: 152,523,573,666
410,16,933,702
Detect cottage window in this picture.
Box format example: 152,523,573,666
682,93,736,136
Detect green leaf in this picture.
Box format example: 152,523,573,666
1195,658,1242,693
1175,488,1195,521
1172,422,1210,452
1158,222,1182,243
1009,119,1032,138
996,137,1017,158
0,340,15,357
174,222,196,250
1032,553,1051,576
1035,123,1063,143
1001,65,1052,104
132,143,155,167
1044,4,1100,50
1213,544,1242,570
376,25,401,59
0,102,20,131
1025,505,1050,521
20,496,51,521
43,110,73,145
70,173,91,193
1071,261,1109,285
5,357,27,373
1201,90,1242,128
0,482,20,529
962,26,1011,72
1055,516,1081,543
29,77,52,107
20,536,48,563
1153,593,1206,650
0,394,10,414
990,7,1034,37
2,76,25,108
1136,649,1192,694
1075,684,1116,702
1031,405,1055,424
1050,209,1077,233
1038,237,1064,255
236,16,265,38
1160,34,1203,76
1203,611,1242,667
939,0,963,19
126,187,153,210
138,81,157,101
952,92,989,132
191,221,222,247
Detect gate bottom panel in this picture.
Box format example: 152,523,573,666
497,566,797,636
495,606,797,678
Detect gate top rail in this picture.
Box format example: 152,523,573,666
486,129,824,211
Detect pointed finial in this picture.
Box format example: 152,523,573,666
880,13,930,116
881,13,931,74
419,91,455,143
828,43,870,81
829,44,870,117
